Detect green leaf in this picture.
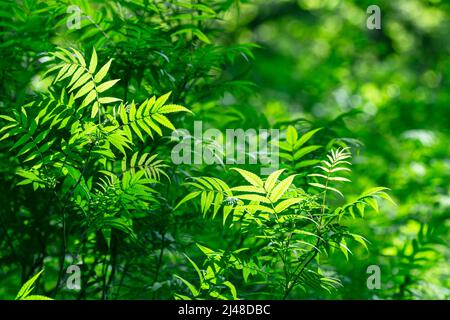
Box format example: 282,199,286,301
193,29,211,44
235,194,270,203
351,234,369,251
0,115,16,122
361,187,388,196
295,128,322,149
94,59,112,83
196,243,215,255
293,145,321,160
68,67,84,87
185,254,204,283
279,152,294,161
339,240,352,260
69,73,90,92
378,192,397,206
274,197,303,213
22,295,53,300
144,117,162,136
130,152,138,168
223,205,233,225
74,81,94,99
72,47,86,67
52,50,71,63
264,169,285,193
152,114,175,130
130,123,144,141
231,168,263,187
82,90,97,107
365,197,379,213
309,182,344,197
295,159,321,169
129,102,137,121
97,79,120,93
238,204,274,214
11,134,31,150
119,104,128,124
230,185,265,194
154,92,171,110
202,191,215,216
222,281,238,299
108,133,131,155
212,193,224,218
328,176,351,182
91,102,100,118
174,275,199,297
158,104,192,114
88,48,97,74
57,64,77,82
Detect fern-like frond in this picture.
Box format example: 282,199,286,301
308,147,352,197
